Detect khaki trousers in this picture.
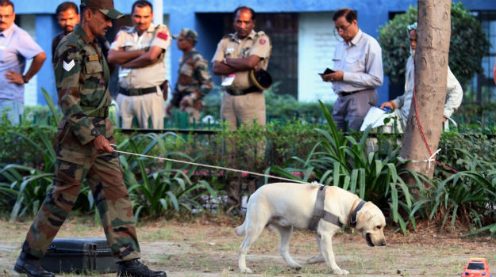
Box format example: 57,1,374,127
116,90,165,129
221,92,266,130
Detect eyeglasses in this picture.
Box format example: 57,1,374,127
335,23,352,33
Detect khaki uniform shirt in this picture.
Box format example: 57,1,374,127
212,30,271,91
110,24,171,89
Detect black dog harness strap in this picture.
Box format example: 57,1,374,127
308,186,343,230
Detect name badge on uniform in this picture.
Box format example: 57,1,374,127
221,73,236,87
88,54,99,62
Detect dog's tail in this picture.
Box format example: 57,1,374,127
235,221,246,236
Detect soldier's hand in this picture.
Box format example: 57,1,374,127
94,135,113,153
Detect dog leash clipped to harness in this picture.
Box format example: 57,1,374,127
308,185,366,231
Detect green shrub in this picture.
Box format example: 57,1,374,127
428,133,496,236
117,132,217,219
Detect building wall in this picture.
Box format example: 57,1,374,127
12,0,496,105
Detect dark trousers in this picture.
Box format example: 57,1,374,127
332,89,377,132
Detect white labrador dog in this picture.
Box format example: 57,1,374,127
235,182,386,275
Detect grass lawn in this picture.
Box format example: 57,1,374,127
0,216,494,276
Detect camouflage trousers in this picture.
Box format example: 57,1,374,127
21,118,140,261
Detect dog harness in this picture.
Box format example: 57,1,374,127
308,185,366,231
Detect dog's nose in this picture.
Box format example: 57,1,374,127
379,240,386,246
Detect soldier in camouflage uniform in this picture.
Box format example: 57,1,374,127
166,28,213,123
14,1,166,276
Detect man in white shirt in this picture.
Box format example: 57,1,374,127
380,23,463,131
321,8,383,131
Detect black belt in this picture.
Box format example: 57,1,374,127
119,86,157,96
225,86,261,96
338,89,368,97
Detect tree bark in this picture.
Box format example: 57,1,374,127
400,0,452,178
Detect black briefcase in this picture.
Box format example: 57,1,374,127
41,237,117,273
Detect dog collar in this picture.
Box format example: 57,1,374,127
349,200,366,228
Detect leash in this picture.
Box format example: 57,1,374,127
111,146,307,184
407,59,458,173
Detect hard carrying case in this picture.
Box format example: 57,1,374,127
40,237,117,273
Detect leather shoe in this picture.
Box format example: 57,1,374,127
14,253,54,277
117,259,166,277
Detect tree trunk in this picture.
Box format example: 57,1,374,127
400,0,452,178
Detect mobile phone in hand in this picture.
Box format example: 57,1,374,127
319,68,336,80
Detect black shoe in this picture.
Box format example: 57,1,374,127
14,253,54,277
117,259,166,277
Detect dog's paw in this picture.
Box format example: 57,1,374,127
332,268,349,275
306,255,325,264
240,267,253,274
288,262,302,269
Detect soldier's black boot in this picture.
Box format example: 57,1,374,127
14,252,55,277
117,259,166,277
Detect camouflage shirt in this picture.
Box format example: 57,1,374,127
54,25,111,145
173,49,213,96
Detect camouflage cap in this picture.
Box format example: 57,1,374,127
81,0,123,20
173,28,198,42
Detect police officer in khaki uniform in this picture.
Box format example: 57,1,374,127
212,6,271,210
167,28,213,122
212,6,272,131
108,0,171,129
14,1,166,276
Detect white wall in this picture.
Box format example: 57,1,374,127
297,12,338,103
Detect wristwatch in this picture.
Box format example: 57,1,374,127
22,75,29,84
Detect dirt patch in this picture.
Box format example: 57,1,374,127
0,217,494,276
